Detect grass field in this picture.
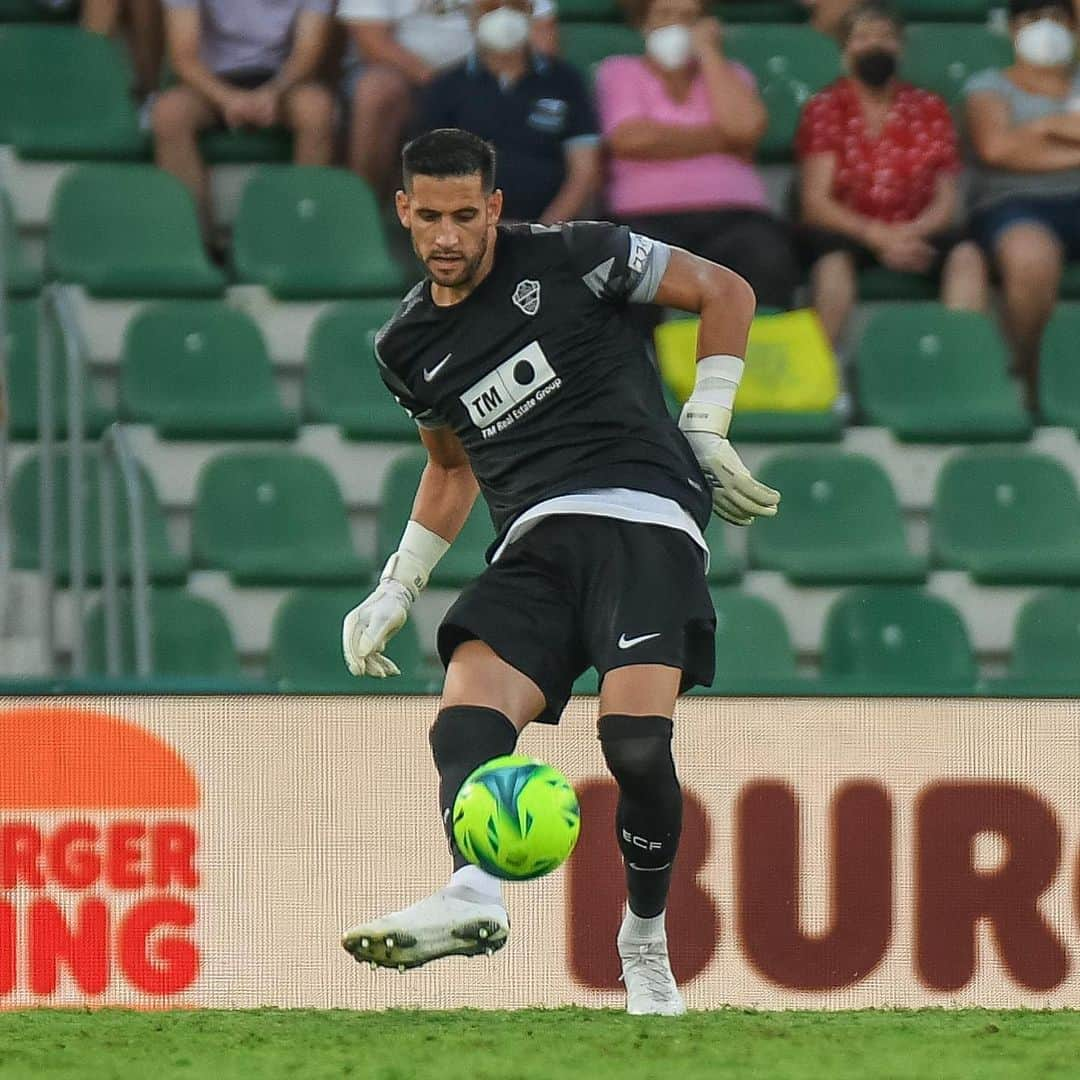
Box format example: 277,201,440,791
2,1008,1080,1080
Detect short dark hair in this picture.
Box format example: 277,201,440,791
839,0,904,46
401,128,497,193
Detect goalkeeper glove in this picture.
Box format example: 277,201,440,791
679,354,781,527
342,521,449,677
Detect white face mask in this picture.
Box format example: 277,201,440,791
1015,17,1076,67
645,24,693,71
475,6,531,52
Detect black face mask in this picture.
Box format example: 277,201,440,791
853,48,898,88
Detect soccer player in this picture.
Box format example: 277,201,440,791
341,128,780,1015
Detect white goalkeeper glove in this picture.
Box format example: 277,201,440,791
679,354,781,527
342,521,449,678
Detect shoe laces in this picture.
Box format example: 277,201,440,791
619,941,679,1001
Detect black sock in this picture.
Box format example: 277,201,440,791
429,705,519,871
598,714,682,919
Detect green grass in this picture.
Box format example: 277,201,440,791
2,1008,1080,1080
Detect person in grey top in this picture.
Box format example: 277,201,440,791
965,0,1080,392
153,0,336,244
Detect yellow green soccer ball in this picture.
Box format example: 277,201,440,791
452,755,581,881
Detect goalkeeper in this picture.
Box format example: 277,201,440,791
340,128,779,1015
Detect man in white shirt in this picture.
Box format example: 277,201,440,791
338,0,558,195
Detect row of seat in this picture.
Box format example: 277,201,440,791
0,23,1009,167
12,445,1080,589
72,583,1080,697
10,297,1080,446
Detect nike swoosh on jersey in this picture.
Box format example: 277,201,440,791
617,632,661,650
424,353,453,382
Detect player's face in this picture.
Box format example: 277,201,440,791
396,174,504,289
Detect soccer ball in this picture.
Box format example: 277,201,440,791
452,755,581,881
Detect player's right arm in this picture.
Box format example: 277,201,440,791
342,426,478,678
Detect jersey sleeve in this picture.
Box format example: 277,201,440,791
559,221,671,305
373,336,447,429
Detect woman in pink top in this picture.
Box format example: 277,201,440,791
596,0,800,310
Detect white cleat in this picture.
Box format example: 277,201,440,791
342,885,509,971
618,936,686,1016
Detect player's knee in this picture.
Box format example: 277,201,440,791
429,705,518,768
598,714,679,804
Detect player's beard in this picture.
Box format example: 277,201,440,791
422,229,489,289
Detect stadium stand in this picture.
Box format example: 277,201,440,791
992,589,1080,696
1038,306,1080,430
2,190,42,297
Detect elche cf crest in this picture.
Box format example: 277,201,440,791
512,279,541,316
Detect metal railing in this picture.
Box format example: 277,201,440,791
99,422,150,677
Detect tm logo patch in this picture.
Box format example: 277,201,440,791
460,340,561,437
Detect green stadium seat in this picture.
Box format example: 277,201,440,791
728,410,843,442
720,2,806,21
10,448,188,584
688,589,804,695
571,668,599,694
268,587,435,692
749,453,926,584
991,589,1080,696
232,166,405,299
303,302,418,440
1062,263,1080,298
856,267,937,303
856,306,1031,442
48,165,225,298
1038,306,1080,429
4,299,113,438
895,0,993,22
900,25,1012,109
820,587,976,694
86,589,242,678
120,302,297,439
562,23,642,78
192,450,369,585
724,25,842,161
0,26,143,159
3,190,42,296
703,523,742,584
377,451,494,586
932,451,1080,584
0,0,76,19
557,0,619,19
200,128,292,164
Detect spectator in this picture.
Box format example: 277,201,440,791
82,0,164,100
597,0,801,312
796,1,988,345
966,0,1080,394
417,0,599,223
339,0,558,198
799,0,858,37
153,0,335,242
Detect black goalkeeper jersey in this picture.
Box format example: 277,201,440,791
374,221,712,550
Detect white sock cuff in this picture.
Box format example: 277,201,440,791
450,864,504,901
621,906,667,941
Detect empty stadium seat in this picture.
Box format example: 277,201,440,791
3,190,42,296
896,0,993,22
4,299,112,438
377,451,494,586
704,524,742,585
820,587,977,694
724,25,842,160
1062,263,1080,299
900,25,1012,109
562,23,642,77
557,0,619,19
200,128,292,164
48,165,225,297
10,448,188,584
0,26,143,158
232,166,405,299
1038,306,1080,429
749,453,926,584
991,589,1080,696
856,306,1030,442
303,301,417,440
688,589,803,695
268,587,434,692
721,2,806,20
120,302,298,439
86,589,242,678
0,0,75,18
932,452,1080,584
192,450,369,585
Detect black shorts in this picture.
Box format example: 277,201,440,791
437,516,717,724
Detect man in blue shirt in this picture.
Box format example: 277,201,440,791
417,0,600,222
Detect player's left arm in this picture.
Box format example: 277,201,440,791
653,248,781,526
